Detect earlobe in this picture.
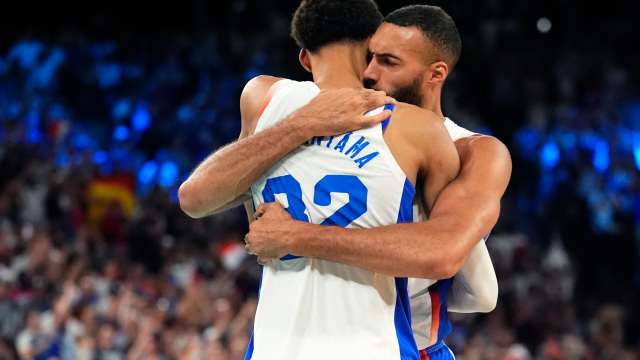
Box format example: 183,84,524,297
299,49,312,73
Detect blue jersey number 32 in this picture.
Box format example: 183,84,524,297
262,174,367,226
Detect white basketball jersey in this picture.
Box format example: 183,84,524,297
409,117,478,352
246,79,419,360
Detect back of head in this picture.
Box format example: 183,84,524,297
290,0,383,53
385,5,461,70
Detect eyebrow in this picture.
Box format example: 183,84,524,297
372,52,401,61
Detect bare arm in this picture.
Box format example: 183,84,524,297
178,76,394,218
247,136,512,279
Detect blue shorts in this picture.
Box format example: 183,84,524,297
419,342,455,360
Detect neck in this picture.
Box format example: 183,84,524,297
421,86,444,119
309,43,366,90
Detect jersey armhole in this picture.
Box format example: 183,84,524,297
255,79,287,125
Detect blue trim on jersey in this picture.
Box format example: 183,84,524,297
434,278,454,344
424,342,455,360
394,179,418,359
381,103,396,133
394,277,420,360
244,335,254,360
397,178,416,224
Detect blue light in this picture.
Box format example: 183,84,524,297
96,63,122,89
474,127,493,136
593,140,610,173
9,41,43,70
56,150,70,167
158,161,179,188
5,101,21,118
138,161,158,184
49,104,67,119
90,42,117,58
628,102,640,127
26,129,42,144
112,99,131,120
131,103,151,132
580,133,598,150
244,67,260,81
93,150,108,164
26,110,40,127
113,125,130,141
514,127,539,161
634,143,640,171
540,140,560,169
30,48,66,89
25,110,41,144
72,132,92,150
177,105,194,122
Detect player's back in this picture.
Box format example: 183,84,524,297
247,79,419,360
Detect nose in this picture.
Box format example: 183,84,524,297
363,61,378,88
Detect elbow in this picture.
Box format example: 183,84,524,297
432,230,478,279
474,286,498,313
479,294,498,313
436,258,463,280
478,273,499,313
178,181,206,219
422,255,464,280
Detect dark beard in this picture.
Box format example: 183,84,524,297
390,75,424,106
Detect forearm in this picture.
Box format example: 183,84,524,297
448,240,498,313
179,118,309,218
290,217,474,279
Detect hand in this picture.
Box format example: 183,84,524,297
293,88,395,137
244,203,301,262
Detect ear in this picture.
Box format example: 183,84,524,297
426,61,449,85
299,49,312,73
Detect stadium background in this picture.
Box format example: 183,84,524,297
0,0,638,358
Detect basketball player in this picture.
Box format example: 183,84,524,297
244,5,512,359
247,0,465,357
179,2,510,360
183,0,464,358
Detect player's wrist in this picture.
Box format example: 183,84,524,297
283,110,315,143
286,221,311,256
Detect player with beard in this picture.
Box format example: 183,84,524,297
244,5,512,360
180,3,511,359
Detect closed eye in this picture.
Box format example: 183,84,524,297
374,54,400,67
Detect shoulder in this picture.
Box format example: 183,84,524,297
390,103,449,144
389,103,459,178
242,75,284,95
239,75,286,138
456,135,512,189
240,75,285,110
393,103,443,127
458,135,511,170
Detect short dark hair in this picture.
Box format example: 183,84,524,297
290,0,383,53
385,5,462,70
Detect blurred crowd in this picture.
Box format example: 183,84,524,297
1,1,639,359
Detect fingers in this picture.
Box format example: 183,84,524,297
255,202,285,220
244,242,255,255
254,204,267,219
257,257,274,266
362,90,395,110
